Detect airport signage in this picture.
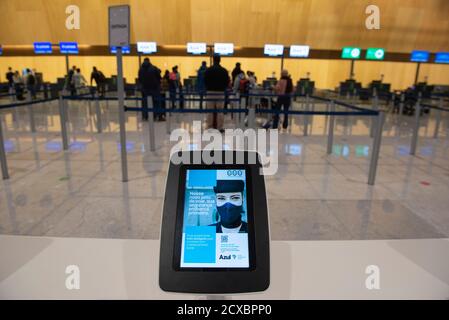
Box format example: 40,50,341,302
214,43,234,56
108,5,130,47
110,46,130,54
410,50,429,62
264,44,284,57
289,45,310,58
435,52,449,64
59,42,79,54
366,48,385,60
137,42,157,54
341,47,361,59
34,42,52,54
187,42,207,55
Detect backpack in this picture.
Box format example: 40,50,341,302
239,79,249,94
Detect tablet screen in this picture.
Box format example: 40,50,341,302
179,169,250,268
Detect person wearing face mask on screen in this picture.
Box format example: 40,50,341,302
210,180,248,233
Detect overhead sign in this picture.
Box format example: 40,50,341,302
341,47,361,59
137,42,157,54
108,5,130,47
264,44,284,57
34,42,52,54
289,45,310,58
410,50,429,62
214,43,234,56
187,42,207,55
110,46,130,54
435,52,449,64
366,48,385,60
59,42,78,54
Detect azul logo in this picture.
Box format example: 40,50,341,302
227,170,243,177
219,254,233,260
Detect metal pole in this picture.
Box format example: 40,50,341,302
117,47,128,182
95,93,102,133
165,91,171,134
0,116,9,179
399,93,405,115
240,97,246,129
248,105,256,128
147,96,156,152
349,60,355,79
433,98,443,139
414,62,421,85
327,100,335,155
58,95,69,150
370,88,378,138
303,94,309,136
368,111,385,185
410,94,422,156
65,55,70,76
27,91,36,133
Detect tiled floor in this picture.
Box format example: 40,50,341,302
0,97,448,240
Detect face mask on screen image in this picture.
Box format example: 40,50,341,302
217,202,243,228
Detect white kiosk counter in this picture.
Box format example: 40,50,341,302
0,235,448,299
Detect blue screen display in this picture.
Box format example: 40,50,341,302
180,169,249,268
34,42,52,54
59,42,78,54
110,46,130,54
435,52,449,64
410,50,429,62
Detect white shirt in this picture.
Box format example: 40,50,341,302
221,224,242,233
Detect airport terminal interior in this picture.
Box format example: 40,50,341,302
0,0,449,300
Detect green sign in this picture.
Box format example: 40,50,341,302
341,47,361,59
366,48,385,60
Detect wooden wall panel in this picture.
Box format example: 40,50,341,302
0,0,448,52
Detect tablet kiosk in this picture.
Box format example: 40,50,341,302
159,151,270,294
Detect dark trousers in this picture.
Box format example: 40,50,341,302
141,90,163,120
273,96,291,129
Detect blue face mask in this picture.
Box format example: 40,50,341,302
217,202,243,228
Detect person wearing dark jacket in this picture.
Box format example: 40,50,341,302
90,67,106,97
6,67,14,88
138,58,163,121
196,61,207,108
231,62,242,83
204,55,230,131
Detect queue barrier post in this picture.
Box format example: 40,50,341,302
433,98,443,139
410,93,422,156
303,94,309,136
0,115,9,179
27,91,36,133
399,93,405,116
58,95,69,150
147,96,156,152
368,111,385,185
326,100,335,155
94,93,102,133
240,97,246,129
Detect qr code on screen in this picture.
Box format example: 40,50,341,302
221,235,228,243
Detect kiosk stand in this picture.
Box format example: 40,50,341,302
159,151,270,294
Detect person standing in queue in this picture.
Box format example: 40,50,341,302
6,67,14,89
25,68,37,100
231,62,242,83
196,61,207,109
138,58,164,121
272,69,293,130
204,55,230,132
90,67,106,97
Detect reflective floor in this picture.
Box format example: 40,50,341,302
0,97,448,240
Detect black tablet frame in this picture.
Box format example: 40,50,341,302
159,150,270,294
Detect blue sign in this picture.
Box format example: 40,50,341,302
34,42,52,54
110,46,130,54
435,52,449,64
0,45,2,55
410,50,429,62
59,42,78,54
